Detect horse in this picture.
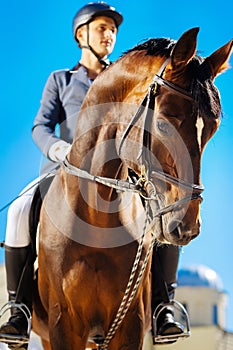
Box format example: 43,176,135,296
32,27,233,350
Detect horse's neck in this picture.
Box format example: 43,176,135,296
68,54,167,199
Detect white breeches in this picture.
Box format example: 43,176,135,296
4,177,44,248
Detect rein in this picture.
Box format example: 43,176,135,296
62,158,203,217
101,202,156,349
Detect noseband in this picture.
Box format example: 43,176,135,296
63,57,204,216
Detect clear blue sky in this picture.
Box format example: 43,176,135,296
0,0,232,331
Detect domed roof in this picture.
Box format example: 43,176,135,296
178,265,223,291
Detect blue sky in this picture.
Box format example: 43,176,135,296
0,0,233,331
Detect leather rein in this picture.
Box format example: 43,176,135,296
62,57,204,217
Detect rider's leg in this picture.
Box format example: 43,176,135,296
151,244,184,341
0,190,33,337
1,245,33,336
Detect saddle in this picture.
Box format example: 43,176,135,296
29,175,54,262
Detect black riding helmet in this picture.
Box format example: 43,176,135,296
72,2,123,41
72,2,123,68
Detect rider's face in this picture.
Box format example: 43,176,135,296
77,16,117,57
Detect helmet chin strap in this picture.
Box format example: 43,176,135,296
80,44,110,68
80,23,110,68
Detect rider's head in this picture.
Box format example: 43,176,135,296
72,2,123,66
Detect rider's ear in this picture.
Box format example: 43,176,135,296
203,39,233,80
76,26,86,47
169,27,199,71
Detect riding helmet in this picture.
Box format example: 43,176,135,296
72,2,123,41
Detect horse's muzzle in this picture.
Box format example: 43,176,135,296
165,217,200,246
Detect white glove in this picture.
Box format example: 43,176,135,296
48,140,72,163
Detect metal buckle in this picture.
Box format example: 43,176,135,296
153,299,191,344
0,301,32,345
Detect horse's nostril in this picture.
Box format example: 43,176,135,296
167,219,182,237
172,227,182,240
166,218,200,245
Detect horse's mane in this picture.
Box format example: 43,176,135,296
123,38,222,119
124,38,176,57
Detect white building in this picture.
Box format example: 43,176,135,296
143,264,233,350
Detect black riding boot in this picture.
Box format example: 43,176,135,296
151,244,184,344
0,245,33,339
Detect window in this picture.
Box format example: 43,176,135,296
212,304,218,325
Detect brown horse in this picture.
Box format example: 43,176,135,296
32,28,233,349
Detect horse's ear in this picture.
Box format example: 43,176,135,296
203,39,233,80
170,27,199,70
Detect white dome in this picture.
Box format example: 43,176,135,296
178,265,223,291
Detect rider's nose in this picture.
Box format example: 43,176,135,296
104,29,112,38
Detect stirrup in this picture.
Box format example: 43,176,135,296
0,301,32,346
153,299,191,344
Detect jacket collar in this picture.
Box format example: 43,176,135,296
69,63,92,86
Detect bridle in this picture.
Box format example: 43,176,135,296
149,58,204,202
63,57,204,216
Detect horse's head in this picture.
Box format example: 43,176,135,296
117,28,233,246
68,28,232,247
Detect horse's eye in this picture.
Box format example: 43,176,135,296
156,119,173,135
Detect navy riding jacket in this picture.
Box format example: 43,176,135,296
32,64,92,160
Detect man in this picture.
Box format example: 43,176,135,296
0,2,183,346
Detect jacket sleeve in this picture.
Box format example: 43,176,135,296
32,71,64,158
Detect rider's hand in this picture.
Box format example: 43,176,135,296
48,140,72,163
